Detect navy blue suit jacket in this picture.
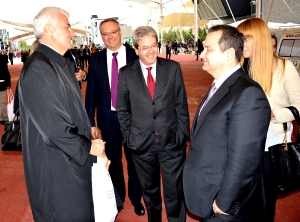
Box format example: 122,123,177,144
85,47,138,131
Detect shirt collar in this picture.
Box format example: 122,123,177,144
214,65,241,89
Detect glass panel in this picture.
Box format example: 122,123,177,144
278,39,294,57
291,40,300,57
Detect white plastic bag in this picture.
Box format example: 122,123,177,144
92,157,118,222
6,88,15,121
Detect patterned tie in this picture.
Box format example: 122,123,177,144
111,52,118,109
198,82,216,120
146,67,155,99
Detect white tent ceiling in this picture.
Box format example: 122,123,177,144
1,0,198,41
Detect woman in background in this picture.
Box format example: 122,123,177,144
237,18,300,222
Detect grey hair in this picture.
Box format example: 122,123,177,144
100,18,120,31
132,26,158,49
33,7,69,39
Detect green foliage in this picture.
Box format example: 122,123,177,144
161,26,207,44
19,40,30,50
163,29,178,43
198,25,208,41
182,29,194,42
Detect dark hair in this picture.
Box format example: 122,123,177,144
208,24,244,61
271,33,277,46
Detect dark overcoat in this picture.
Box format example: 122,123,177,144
19,44,94,222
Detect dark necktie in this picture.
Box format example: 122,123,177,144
198,82,216,120
146,67,155,99
111,52,118,109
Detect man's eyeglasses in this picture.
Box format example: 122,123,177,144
138,43,158,52
101,29,120,37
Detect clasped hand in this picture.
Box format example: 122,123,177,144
90,139,110,170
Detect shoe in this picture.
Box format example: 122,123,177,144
133,202,145,216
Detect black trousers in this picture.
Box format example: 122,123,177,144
131,136,186,222
257,151,277,222
101,112,142,204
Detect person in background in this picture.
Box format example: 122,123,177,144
85,18,145,216
0,50,11,123
183,24,271,222
64,49,87,89
84,45,91,68
165,41,171,59
117,26,190,222
18,6,109,221
90,43,97,57
78,44,85,69
237,18,300,222
158,41,161,53
196,38,203,61
271,33,277,55
8,50,14,65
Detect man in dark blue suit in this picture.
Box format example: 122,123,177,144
183,25,271,222
85,18,145,216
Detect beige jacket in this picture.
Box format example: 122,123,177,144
268,59,300,134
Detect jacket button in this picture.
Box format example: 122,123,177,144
153,116,156,119
152,102,155,105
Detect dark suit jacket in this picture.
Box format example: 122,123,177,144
117,57,190,158
183,68,271,221
85,47,138,131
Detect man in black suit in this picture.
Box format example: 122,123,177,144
85,18,145,216
183,25,271,222
77,44,84,69
83,45,90,68
117,26,190,222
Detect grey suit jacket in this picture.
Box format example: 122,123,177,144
117,57,190,158
183,68,271,221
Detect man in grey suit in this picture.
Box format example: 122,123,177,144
183,25,271,222
117,26,190,222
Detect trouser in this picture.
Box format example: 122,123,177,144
100,112,142,204
256,151,277,222
131,136,186,222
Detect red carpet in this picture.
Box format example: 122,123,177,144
0,54,299,222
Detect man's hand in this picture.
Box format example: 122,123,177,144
102,156,111,170
75,69,86,81
91,127,101,139
90,139,106,158
213,200,229,215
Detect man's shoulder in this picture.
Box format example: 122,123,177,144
121,59,137,72
89,49,106,62
157,57,179,66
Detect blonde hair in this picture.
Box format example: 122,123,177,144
29,40,39,56
237,18,275,94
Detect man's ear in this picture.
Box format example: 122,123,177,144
135,48,139,56
45,24,53,37
226,47,235,61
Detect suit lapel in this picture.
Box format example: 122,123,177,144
193,68,244,136
131,60,152,100
99,49,109,83
154,58,167,100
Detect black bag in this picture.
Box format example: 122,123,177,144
268,106,300,195
1,113,21,151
